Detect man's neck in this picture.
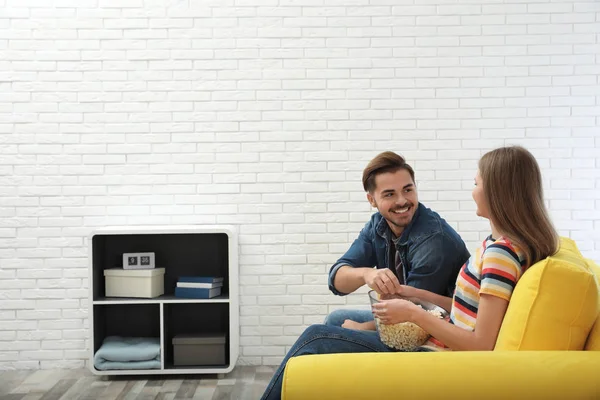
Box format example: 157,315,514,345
387,221,403,238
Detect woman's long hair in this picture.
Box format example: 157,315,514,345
479,146,558,266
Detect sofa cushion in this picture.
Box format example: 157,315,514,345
583,259,600,351
494,237,599,351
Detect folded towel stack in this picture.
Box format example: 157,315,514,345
174,276,224,299
94,336,161,371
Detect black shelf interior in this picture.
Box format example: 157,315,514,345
92,233,229,300
92,303,160,354
163,303,230,369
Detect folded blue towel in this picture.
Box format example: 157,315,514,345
94,336,161,371
94,358,161,371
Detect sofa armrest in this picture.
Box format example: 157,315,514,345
282,351,600,400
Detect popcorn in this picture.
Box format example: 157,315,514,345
375,308,443,351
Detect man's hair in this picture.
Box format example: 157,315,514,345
479,146,558,266
362,151,415,193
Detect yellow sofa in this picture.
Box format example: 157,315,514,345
282,238,600,400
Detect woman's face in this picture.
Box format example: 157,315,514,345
472,170,489,219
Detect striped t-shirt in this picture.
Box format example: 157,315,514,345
423,235,527,350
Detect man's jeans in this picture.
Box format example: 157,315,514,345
323,308,374,327
259,324,390,400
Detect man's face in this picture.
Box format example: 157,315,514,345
367,169,418,237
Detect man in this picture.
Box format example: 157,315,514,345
325,151,470,328
260,152,473,400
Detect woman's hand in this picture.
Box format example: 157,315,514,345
372,298,420,325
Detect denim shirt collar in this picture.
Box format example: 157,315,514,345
375,202,423,245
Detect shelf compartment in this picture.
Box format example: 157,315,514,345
163,303,230,370
92,232,229,300
92,303,161,373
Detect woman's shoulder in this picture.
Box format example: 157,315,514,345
479,234,512,253
483,236,525,263
491,236,515,248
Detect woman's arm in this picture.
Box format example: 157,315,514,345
398,240,518,351
373,293,509,351
401,285,453,313
411,293,509,351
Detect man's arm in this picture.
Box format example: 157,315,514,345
328,221,378,296
335,266,402,295
332,266,372,295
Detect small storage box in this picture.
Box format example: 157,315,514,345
104,268,165,298
172,333,226,366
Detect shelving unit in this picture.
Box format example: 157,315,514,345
88,225,239,376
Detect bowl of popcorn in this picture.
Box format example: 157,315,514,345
368,290,448,351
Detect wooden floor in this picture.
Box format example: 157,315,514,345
0,366,276,400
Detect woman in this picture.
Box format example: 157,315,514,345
260,146,558,400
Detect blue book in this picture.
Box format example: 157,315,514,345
177,282,223,289
175,287,222,299
178,276,224,284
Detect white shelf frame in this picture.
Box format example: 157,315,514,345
93,294,230,305
88,225,239,376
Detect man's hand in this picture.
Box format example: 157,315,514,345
363,268,402,295
341,319,376,331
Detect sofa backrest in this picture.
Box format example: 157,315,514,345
494,237,599,351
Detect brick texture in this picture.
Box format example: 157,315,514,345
0,0,599,369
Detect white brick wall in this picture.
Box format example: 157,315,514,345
1,0,599,369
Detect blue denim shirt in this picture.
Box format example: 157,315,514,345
328,203,470,297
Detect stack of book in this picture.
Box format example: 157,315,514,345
174,276,224,299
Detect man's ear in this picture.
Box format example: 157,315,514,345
366,192,377,208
